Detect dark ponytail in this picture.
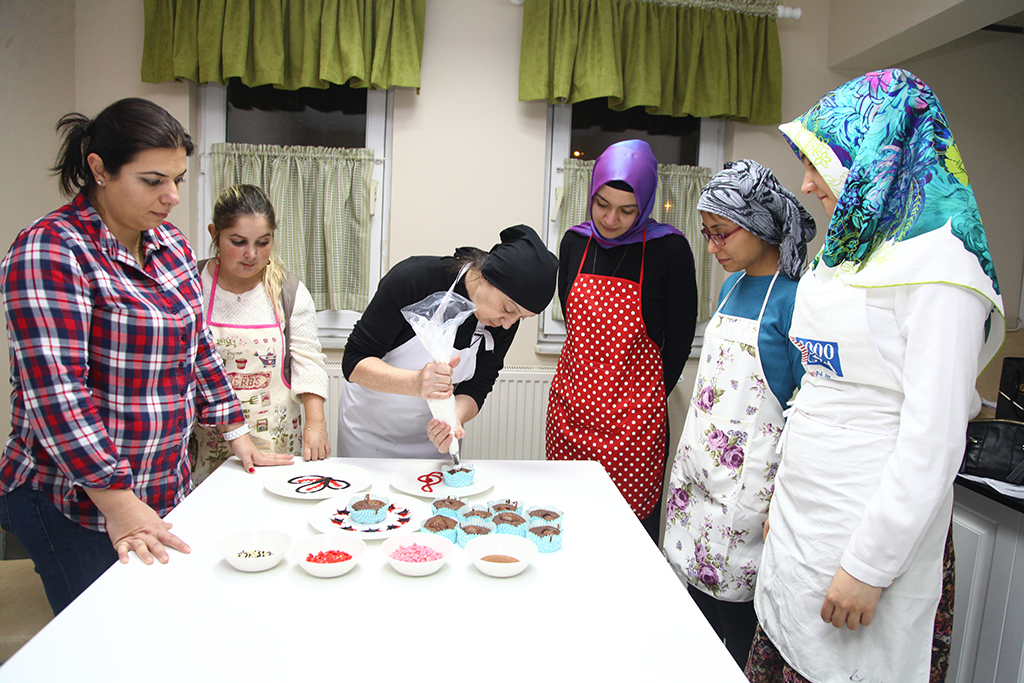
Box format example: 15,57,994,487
51,98,194,198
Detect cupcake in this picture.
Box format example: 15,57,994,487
491,511,529,536
461,504,493,522
488,498,523,516
456,519,496,548
431,496,468,520
527,505,563,524
348,493,389,525
442,463,476,488
527,520,563,553
421,514,458,542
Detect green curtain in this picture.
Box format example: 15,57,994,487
552,158,713,323
209,143,375,312
519,0,782,124
142,0,426,90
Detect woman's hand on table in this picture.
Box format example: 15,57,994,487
427,417,464,453
820,566,883,630
86,488,190,565
416,355,460,400
303,425,330,461
228,433,294,473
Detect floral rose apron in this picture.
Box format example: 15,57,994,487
545,230,667,519
754,266,946,683
663,272,785,602
191,265,301,483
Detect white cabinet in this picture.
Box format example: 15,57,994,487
950,484,1024,683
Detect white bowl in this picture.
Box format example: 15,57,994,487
380,533,454,577
291,534,367,578
464,534,538,578
218,529,291,572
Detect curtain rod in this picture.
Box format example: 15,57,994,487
509,1,801,19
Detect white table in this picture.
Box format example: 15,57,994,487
0,458,747,682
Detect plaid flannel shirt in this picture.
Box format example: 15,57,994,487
0,195,244,531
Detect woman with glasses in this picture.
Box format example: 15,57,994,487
662,159,815,668
546,139,698,543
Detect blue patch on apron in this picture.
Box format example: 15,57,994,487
790,336,844,377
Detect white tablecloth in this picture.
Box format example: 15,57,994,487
0,457,747,682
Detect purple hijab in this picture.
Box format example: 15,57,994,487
566,139,683,248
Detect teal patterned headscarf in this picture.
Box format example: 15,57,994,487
779,68,999,295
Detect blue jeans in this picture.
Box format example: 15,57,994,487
0,486,117,615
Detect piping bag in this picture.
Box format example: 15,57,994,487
401,264,476,465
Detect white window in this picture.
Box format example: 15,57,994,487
537,103,724,354
196,82,392,348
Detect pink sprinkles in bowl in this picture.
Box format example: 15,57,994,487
388,542,444,563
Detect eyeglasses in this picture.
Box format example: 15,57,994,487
700,226,743,246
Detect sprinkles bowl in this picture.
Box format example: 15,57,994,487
291,534,367,578
465,534,538,578
380,533,454,577
219,529,291,572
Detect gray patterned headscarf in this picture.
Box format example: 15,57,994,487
697,159,816,279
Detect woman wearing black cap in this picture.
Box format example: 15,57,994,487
338,225,558,458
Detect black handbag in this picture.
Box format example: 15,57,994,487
961,419,1024,484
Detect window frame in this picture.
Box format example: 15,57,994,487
196,83,393,348
536,104,724,355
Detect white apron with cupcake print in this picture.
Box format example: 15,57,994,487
191,265,301,484
663,272,785,602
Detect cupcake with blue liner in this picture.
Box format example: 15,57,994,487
421,514,458,542
488,498,524,516
441,463,475,488
461,504,493,522
491,510,529,536
431,496,468,520
348,493,389,525
527,505,563,524
456,518,496,548
527,520,563,553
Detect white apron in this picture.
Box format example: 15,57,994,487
664,272,785,602
192,267,301,483
754,266,947,683
338,267,490,459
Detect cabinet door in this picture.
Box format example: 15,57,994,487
950,499,998,682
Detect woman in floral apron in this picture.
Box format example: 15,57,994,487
662,159,816,667
747,70,1004,683
546,140,698,542
191,185,329,485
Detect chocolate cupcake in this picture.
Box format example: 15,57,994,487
491,511,528,537
487,498,523,516
421,514,459,542
456,519,496,548
431,496,468,520
461,504,493,522
527,520,563,553
348,493,389,524
441,463,475,488
527,505,563,524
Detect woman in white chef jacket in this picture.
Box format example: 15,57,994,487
338,226,558,458
663,159,815,668
746,69,1004,683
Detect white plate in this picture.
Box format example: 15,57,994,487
389,461,495,498
308,494,429,538
263,462,372,500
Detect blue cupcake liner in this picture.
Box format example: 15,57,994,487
441,463,475,488
348,493,389,524
527,505,563,524
527,520,563,553
430,496,468,520
420,517,458,543
491,512,529,537
456,519,496,548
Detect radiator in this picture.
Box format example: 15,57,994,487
325,363,555,461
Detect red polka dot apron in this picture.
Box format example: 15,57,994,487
545,231,667,519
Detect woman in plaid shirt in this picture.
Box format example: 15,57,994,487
0,98,292,614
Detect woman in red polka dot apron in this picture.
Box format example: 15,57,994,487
546,140,698,540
